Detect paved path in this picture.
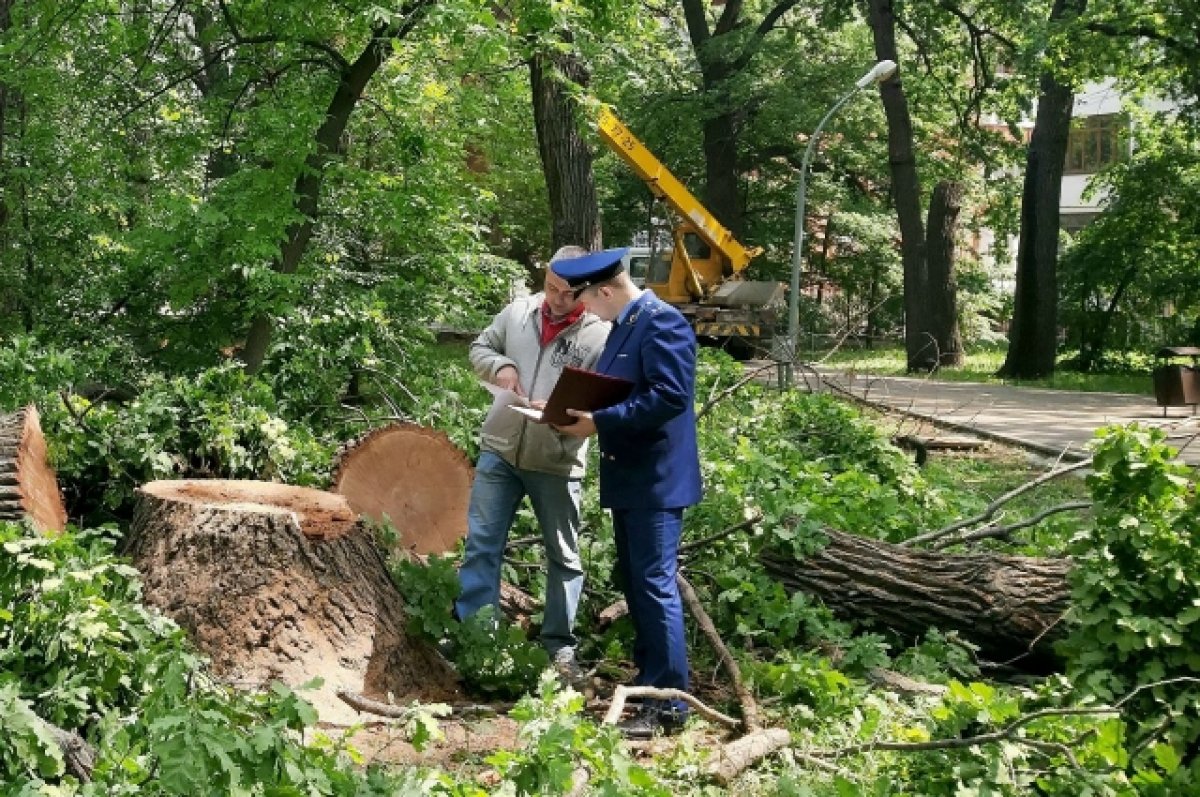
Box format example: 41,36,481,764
750,362,1200,465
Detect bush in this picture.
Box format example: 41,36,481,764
1064,425,1200,788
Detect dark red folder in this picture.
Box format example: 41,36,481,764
511,366,634,425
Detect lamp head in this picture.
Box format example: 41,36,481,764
855,59,898,89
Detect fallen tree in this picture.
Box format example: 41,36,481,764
761,527,1071,669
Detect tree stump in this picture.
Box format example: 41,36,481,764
0,405,68,533
761,527,1072,670
125,480,461,724
333,424,473,555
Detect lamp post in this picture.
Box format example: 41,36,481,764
780,59,897,387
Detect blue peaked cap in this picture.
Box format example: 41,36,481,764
551,247,628,291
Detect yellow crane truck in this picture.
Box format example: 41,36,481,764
596,107,785,357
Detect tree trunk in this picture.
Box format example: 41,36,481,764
242,8,433,373
760,528,1071,670
332,423,473,555
1079,265,1137,371
999,0,1087,379
0,406,68,533
924,180,965,368
529,49,602,252
701,109,744,239
125,479,461,724
865,0,931,373
680,0,746,237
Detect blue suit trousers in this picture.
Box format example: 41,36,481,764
612,507,689,711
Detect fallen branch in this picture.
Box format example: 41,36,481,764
934,500,1092,550
678,572,759,730
903,458,1092,548
698,362,777,420
336,689,508,719
708,728,791,785
811,676,1200,763
596,598,628,628
601,685,738,728
679,514,761,557
866,667,949,697
35,718,95,782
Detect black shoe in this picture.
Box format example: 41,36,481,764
616,706,687,739
434,636,459,661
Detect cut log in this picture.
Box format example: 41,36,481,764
760,527,1071,670
0,405,68,533
333,423,473,555
125,479,461,724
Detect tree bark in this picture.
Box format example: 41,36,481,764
924,180,965,368
681,0,744,237
999,0,1087,379
0,406,68,533
125,479,461,724
865,0,932,373
529,48,602,252
760,528,1071,670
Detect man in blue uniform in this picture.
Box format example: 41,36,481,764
551,247,703,738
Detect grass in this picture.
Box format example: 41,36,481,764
805,345,1153,396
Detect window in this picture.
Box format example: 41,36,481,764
1065,114,1126,175
681,232,711,260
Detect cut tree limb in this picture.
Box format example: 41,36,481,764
602,685,739,728
0,406,68,533
903,458,1091,549
125,479,461,724
678,572,759,731
708,728,792,786
761,526,1071,669
332,423,473,555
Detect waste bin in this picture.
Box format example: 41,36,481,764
1152,346,1200,416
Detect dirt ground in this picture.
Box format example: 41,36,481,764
325,672,736,780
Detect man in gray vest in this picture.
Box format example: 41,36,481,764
456,246,611,685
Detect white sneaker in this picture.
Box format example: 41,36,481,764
552,648,589,690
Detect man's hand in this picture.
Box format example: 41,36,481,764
553,409,596,438
494,365,525,397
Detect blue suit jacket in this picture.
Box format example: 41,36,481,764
591,291,703,510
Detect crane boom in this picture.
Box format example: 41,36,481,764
596,107,762,274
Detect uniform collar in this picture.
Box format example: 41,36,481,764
615,290,650,326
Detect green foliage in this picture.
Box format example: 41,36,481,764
0,525,184,728
1064,424,1200,785
488,672,670,796
0,520,568,795
816,345,1154,395
1058,119,1200,365
692,351,934,551
390,553,549,698
892,630,981,683
0,521,395,794
43,363,333,522
0,682,65,782
747,651,857,717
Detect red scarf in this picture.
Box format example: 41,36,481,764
540,302,584,347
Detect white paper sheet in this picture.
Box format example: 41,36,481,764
508,405,543,422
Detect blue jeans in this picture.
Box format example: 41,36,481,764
612,507,689,714
456,451,584,655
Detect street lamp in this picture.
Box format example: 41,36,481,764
780,59,897,387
